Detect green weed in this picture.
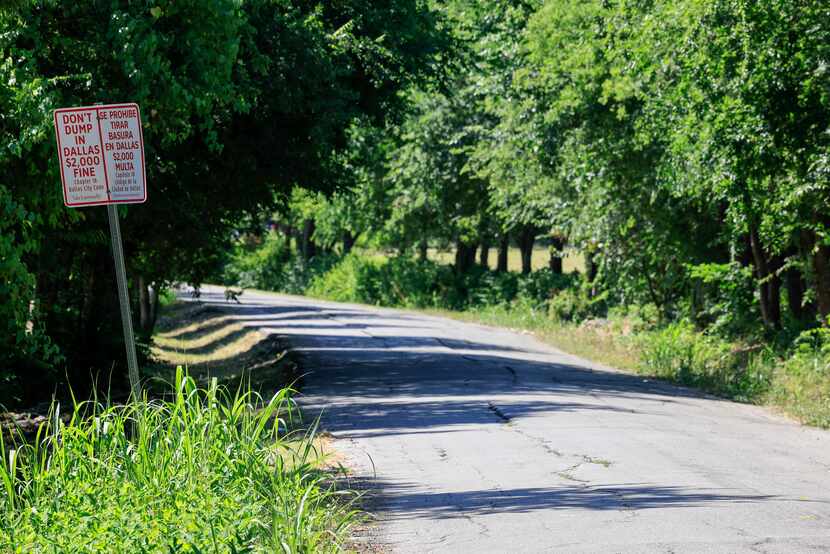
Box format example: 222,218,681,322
0,368,356,553
637,322,773,400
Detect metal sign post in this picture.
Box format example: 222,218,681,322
107,204,141,399
54,103,147,399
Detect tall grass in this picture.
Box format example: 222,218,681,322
0,368,356,552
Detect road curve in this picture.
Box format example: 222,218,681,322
196,286,830,553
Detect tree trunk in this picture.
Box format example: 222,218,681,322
418,239,428,262
785,267,806,321
454,239,477,274
768,262,782,327
548,236,564,274
342,231,355,254
585,251,599,298
287,225,300,255
497,234,509,272
479,239,491,268
587,254,597,281
149,283,159,329
518,226,535,274
748,226,781,329
813,240,830,324
301,219,316,261
138,275,155,337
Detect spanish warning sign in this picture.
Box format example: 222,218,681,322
54,103,147,207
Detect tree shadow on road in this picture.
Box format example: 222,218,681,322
191,293,746,441
346,479,777,519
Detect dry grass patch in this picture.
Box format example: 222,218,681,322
150,302,295,389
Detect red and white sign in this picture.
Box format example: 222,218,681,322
54,103,147,207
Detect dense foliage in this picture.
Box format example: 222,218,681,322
4,0,830,423
289,0,830,339
0,0,448,405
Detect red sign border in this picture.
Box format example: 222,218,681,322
54,103,148,208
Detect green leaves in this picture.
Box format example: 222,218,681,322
0,0,452,403
0,374,355,552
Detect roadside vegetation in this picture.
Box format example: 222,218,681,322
1,369,356,552
5,1,830,424
212,0,830,430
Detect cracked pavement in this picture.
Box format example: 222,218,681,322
196,286,830,553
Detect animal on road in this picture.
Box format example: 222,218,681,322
224,288,244,303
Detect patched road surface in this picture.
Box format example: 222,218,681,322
195,286,830,553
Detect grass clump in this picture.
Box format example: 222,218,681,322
769,329,830,428
637,322,773,401
0,368,356,553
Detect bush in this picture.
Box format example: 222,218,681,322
222,232,292,289
638,322,772,399
770,328,830,427
687,262,760,337
517,269,578,305
373,257,455,308
0,369,356,552
306,254,455,308
466,269,519,307
548,281,606,323
223,232,341,294
306,253,380,304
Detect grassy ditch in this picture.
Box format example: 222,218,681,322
149,302,297,394
0,369,358,552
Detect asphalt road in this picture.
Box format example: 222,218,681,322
197,286,830,553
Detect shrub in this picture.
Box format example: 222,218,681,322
464,269,518,307
222,232,292,289
307,254,456,308
223,232,342,294
770,328,830,427
0,369,356,552
306,253,380,303
548,288,590,323
687,262,759,337
374,257,454,308
517,269,578,305
638,322,772,399
548,280,606,323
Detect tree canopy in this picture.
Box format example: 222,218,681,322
5,0,830,406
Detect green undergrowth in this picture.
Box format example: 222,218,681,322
0,368,357,552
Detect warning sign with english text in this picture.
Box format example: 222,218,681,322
54,103,147,207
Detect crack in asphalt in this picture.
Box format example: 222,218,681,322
487,401,511,423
